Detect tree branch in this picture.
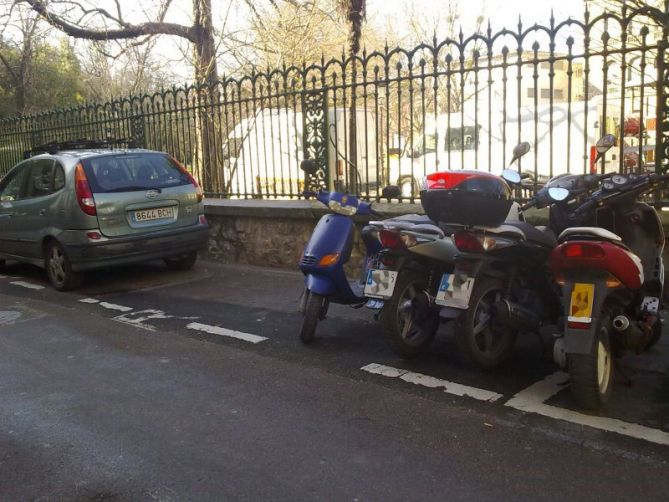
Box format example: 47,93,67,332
19,0,197,43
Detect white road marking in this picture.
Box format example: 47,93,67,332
361,363,503,402
113,318,156,332
186,322,267,344
506,371,669,447
10,281,44,290
99,302,133,312
79,298,100,304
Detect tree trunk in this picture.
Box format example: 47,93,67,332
192,0,222,194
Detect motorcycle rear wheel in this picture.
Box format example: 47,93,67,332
567,315,614,410
380,270,438,358
454,277,517,368
300,291,325,344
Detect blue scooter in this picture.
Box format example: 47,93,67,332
298,160,385,343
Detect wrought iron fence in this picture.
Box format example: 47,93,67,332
0,4,668,202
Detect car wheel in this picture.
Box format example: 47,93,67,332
45,241,83,291
164,251,198,271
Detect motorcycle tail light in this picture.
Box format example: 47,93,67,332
454,231,485,253
561,242,605,259
379,230,406,250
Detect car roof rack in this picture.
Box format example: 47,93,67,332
23,138,139,159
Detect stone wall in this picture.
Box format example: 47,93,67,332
203,199,669,289
203,199,424,277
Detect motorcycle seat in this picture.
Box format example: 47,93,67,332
559,226,622,243
503,221,558,248
403,223,445,239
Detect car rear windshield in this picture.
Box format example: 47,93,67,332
82,153,192,193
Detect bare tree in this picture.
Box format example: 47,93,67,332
18,0,218,85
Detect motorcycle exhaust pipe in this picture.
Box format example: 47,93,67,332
612,315,630,332
611,315,652,352
492,299,541,331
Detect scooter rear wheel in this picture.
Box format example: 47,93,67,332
380,270,438,358
567,315,614,410
454,277,517,368
300,291,325,344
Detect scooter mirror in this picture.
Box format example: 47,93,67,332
548,187,570,202
595,134,617,154
509,142,531,165
593,134,617,164
382,185,402,198
300,159,319,175
502,169,522,185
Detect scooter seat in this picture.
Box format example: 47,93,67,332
558,226,622,243
503,221,558,248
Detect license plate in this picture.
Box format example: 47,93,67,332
435,272,475,309
568,282,595,323
133,207,176,222
364,269,398,299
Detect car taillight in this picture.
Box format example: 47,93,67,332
454,231,485,253
561,242,605,259
170,155,203,202
379,230,406,250
75,163,96,216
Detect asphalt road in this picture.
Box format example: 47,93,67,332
0,260,667,500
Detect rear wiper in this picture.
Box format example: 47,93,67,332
103,186,161,193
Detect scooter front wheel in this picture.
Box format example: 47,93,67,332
380,270,438,358
301,291,325,344
567,315,614,410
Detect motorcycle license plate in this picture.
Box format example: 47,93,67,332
364,269,398,299
568,282,595,323
435,272,475,309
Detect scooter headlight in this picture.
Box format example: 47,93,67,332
328,199,357,216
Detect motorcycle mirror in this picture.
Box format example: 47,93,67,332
509,142,531,166
548,187,570,202
593,134,617,164
501,169,522,185
382,185,401,198
300,159,318,175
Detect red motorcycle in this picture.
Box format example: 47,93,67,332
550,135,667,409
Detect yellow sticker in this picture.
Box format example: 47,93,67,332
341,195,348,204
569,283,595,321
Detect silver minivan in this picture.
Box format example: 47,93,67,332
0,144,209,290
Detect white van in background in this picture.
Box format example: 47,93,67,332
389,99,619,197
222,108,380,197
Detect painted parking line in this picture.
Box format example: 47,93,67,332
505,371,669,447
79,298,100,304
10,281,44,290
79,297,133,312
361,363,503,402
186,322,267,344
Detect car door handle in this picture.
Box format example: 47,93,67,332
39,209,47,216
